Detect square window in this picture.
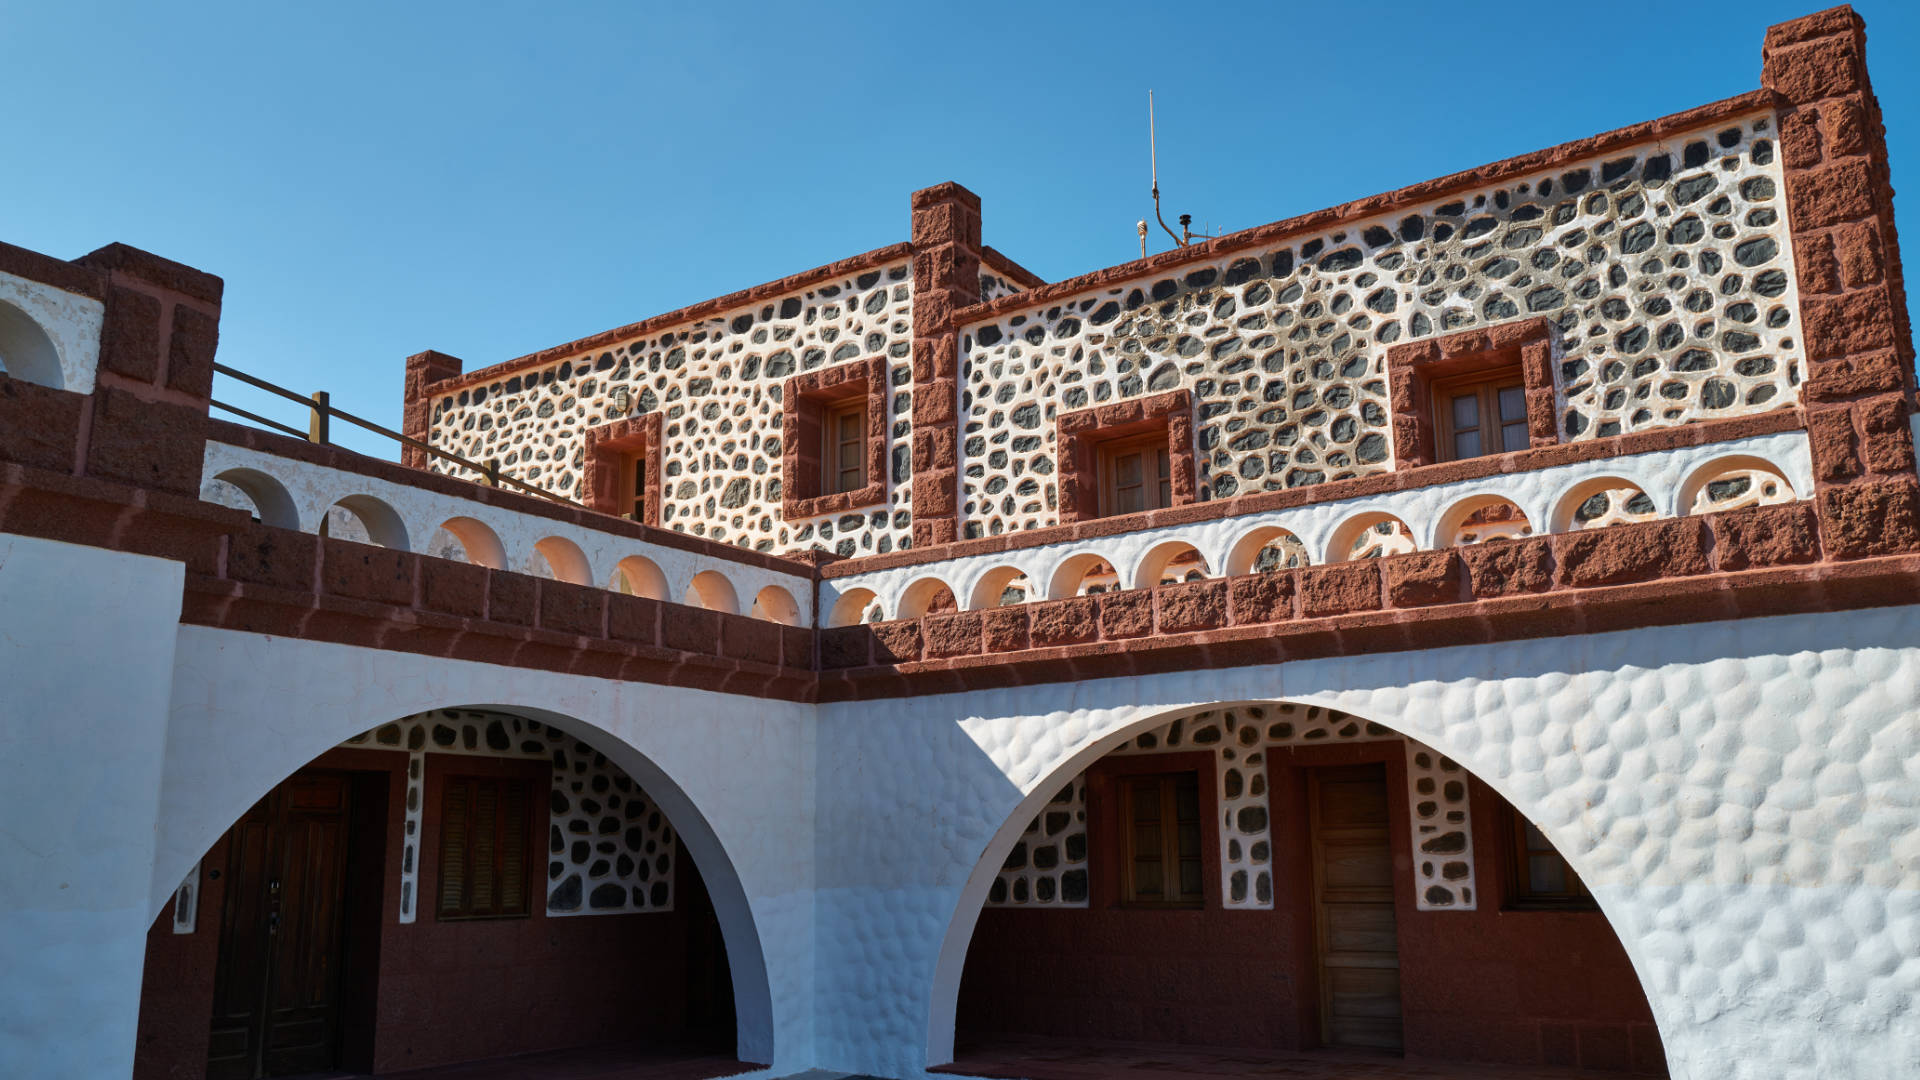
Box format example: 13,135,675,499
782,358,887,519
1385,319,1557,469
1054,389,1197,524
437,775,533,920
583,413,663,526
1121,770,1205,908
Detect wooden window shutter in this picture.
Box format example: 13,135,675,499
438,776,532,919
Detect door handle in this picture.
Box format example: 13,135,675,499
269,911,280,935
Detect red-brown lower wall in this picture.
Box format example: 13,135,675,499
133,748,729,1079
955,741,1664,1074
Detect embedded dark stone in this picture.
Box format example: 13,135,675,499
1421,831,1467,854
1002,842,1027,871
1061,870,1089,903
551,874,583,911
1034,846,1059,870
1231,871,1248,902
1238,807,1268,833
1065,833,1087,862
650,882,668,906
1425,885,1455,906
589,882,626,909
1734,237,1778,267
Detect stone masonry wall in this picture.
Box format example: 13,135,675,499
957,112,1802,537
427,262,916,557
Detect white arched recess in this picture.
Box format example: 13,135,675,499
154,626,815,1073
802,604,1920,1080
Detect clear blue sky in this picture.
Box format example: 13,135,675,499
7,0,1917,459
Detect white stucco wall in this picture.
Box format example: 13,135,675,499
7,554,1915,1079
811,605,1920,1080
0,536,183,1078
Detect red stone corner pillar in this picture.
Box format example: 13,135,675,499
909,182,983,549
71,243,223,497
403,350,463,469
1764,5,1920,558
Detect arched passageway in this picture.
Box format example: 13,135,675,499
942,702,1668,1078
135,708,755,1080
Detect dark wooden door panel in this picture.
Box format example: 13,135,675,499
1310,764,1404,1052
208,772,353,1078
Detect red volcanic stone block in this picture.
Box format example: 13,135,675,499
486,570,536,626
1796,231,1840,294
1818,474,1920,558
661,604,722,654
1788,160,1876,230
1764,5,1859,49
1802,288,1897,362
1858,394,1916,474
1156,580,1226,634
1029,597,1097,646
870,619,924,663
1460,536,1555,597
606,593,661,645
227,522,317,592
538,579,605,636
820,625,873,669
1807,405,1861,482
97,285,163,382
1710,503,1820,571
721,614,781,666
924,611,983,658
0,376,85,472
1807,349,1908,403
1099,589,1154,639
1228,572,1294,624
781,625,811,668
1298,562,1382,618
1835,220,1884,287
1764,34,1864,104
85,388,206,496
1554,518,1710,589
321,537,415,606
167,305,219,398
981,606,1030,652
1384,550,1464,608
420,555,487,617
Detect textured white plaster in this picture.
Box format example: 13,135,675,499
826,429,1809,619
200,438,813,620
157,627,817,1072
805,605,1920,1080
0,536,183,1078
0,268,103,393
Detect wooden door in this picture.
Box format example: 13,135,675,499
1308,764,1403,1051
208,772,354,1079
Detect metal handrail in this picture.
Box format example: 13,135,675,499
210,362,585,509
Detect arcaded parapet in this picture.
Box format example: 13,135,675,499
426,260,916,555
958,111,1800,536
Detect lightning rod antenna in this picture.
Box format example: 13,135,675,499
1150,91,1185,248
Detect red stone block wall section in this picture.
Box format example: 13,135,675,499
1766,6,1920,559
909,183,985,547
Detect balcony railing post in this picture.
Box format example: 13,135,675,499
308,391,330,445
485,458,500,487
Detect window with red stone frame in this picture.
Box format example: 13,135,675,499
1385,318,1560,468
1054,388,1199,523
782,357,888,519
583,412,663,526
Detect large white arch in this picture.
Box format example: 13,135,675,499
155,626,813,1070
0,299,68,389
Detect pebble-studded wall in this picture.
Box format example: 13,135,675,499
340,709,675,921
426,263,916,556
957,112,1800,538
985,702,1476,912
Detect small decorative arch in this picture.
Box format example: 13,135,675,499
967,566,1033,610
430,516,507,569
1134,541,1211,589
1223,526,1310,577
0,299,65,390
1433,494,1535,548
827,587,881,628
748,585,802,625
527,536,592,585
1325,512,1417,562
1552,477,1658,532
896,577,961,620
206,468,300,529
684,570,740,614
322,494,411,550
1677,455,1796,515
1046,553,1119,599
609,555,669,600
